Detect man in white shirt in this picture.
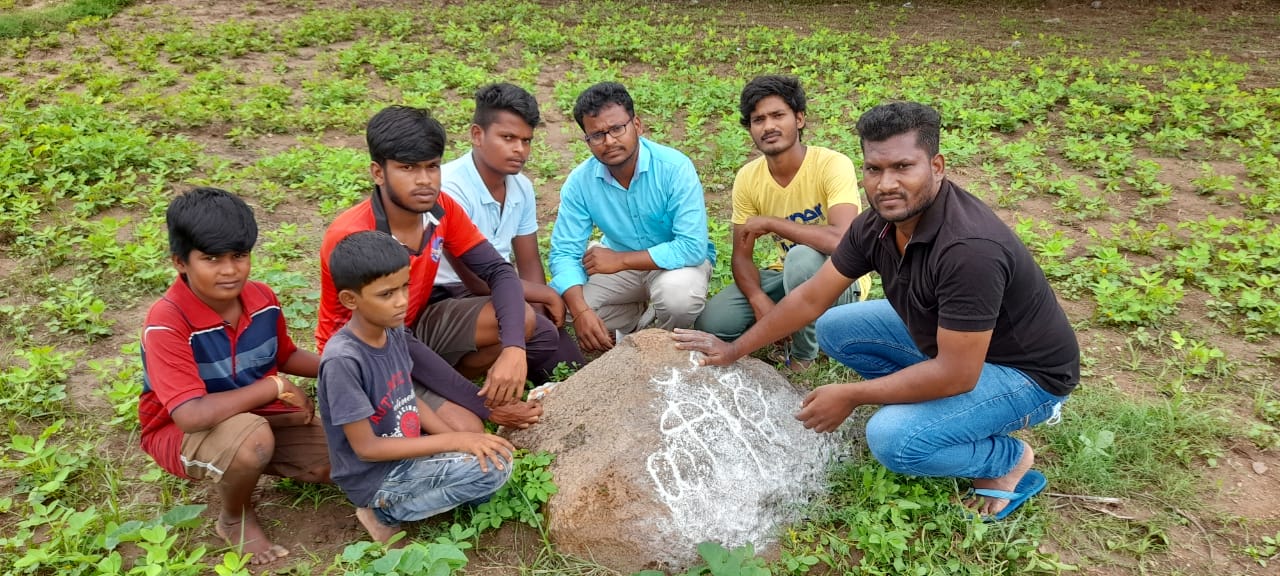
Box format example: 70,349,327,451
436,83,585,381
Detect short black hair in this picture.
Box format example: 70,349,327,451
366,105,446,166
855,101,941,157
571,82,634,130
328,231,410,293
739,75,807,129
474,83,541,129
166,187,257,262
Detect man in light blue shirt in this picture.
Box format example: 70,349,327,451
436,83,585,381
549,82,714,352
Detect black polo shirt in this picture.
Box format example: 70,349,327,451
831,179,1079,396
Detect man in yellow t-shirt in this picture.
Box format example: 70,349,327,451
694,75,869,370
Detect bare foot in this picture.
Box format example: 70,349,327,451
216,510,289,565
356,507,403,545
966,439,1034,517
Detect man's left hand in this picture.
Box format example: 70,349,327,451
583,245,626,275
526,285,567,328
795,383,860,433
543,296,566,328
488,399,543,429
478,347,527,408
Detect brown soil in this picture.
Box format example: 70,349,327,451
4,0,1279,574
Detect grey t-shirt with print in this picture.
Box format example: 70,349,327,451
318,326,420,507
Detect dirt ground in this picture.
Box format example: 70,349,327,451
4,0,1280,574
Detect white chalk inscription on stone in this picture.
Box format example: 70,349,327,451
646,353,835,548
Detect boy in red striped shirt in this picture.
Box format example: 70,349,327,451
139,187,328,565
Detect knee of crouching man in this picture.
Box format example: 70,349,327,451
865,412,929,475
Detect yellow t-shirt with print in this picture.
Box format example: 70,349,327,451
730,145,870,296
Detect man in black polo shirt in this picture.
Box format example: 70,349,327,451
674,101,1078,521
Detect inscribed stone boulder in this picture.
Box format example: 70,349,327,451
504,329,839,573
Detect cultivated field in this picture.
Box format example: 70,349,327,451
1,0,1278,574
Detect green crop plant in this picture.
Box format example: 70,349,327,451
1092,267,1185,327
1014,218,1076,284
39,277,114,341
1191,162,1237,196
3,419,95,504
254,265,319,333
0,346,77,419
1107,220,1174,257
250,143,371,215
0,0,135,39
1242,531,1280,567
1142,126,1203,157
707,217,734,297
330,539,469,576
640,542,771,576
280,9,361,48
466,450,557,532
1124,159,1173,200
0,304,33,344
90,343,144,430
10,224,80,267
79,216,173,295
1164,330,1232,382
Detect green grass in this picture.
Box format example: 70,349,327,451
1037,387,1233,502
0,0,134,39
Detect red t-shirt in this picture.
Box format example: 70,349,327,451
316,191,486,352
138,279,300,477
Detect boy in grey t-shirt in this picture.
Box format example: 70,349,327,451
318,231,514,543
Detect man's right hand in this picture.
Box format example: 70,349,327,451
573,308,613,352
671,328,739,366
582,245,627,275
488,399,543,429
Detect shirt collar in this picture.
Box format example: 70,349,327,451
461,151,497,207
166,275,269,329
909,178,953,246
371,185,445,256
464,151,522,208
591,137,651,187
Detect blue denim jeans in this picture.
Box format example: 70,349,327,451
370,451,512,526
816,300,1066,480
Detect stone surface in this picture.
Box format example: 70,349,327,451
504,329,840,573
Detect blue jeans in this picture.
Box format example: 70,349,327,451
370,451,512,526
816,300,1066,479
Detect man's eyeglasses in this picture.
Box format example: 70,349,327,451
583,118,633,146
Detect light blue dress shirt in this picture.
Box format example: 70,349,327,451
548,137,714,295
436,150,539,285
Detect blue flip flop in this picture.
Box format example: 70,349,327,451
970,469,1047,522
